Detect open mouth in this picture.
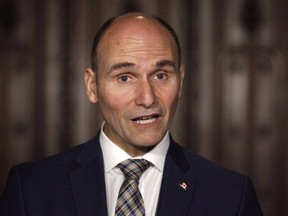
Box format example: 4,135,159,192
132,114,160,125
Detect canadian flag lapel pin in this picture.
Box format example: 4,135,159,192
179,182,188,190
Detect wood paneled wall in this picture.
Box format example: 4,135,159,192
0,0,287,215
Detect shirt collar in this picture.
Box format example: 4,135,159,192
99,122,169,173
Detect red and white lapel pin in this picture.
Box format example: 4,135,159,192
179,182,188,190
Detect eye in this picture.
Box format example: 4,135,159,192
154,73,168,80
118,75,132,83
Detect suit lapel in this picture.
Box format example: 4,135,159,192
157,138,197,216
69,134,197,216
70,136,108,216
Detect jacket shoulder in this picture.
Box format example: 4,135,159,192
172,141,248,183
14,136,100,178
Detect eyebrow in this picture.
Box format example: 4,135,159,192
109,62,136,73
108,59,176,74
155,60,176,69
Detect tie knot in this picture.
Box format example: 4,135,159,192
117,159,151,180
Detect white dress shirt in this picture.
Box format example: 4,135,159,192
99,123,170,216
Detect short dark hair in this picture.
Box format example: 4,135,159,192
90,14,181,71
153,16,181,67
91,16,116,71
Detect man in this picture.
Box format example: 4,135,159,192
0,12,263,215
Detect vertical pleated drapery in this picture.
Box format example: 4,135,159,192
0,0,287,215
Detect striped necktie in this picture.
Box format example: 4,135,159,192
115,159,151,216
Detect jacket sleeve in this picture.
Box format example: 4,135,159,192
0,166,26,216
238,177,263,216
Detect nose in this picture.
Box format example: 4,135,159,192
135,80,156,108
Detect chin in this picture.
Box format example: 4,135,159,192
133,139,162,148
134,144,158,154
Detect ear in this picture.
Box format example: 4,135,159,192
85,68,98,103
178,64,185,98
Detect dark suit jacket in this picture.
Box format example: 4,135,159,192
0,134,263,215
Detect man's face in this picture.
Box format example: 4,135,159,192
86,15,184,156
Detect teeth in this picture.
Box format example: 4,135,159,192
133,114,159,125
136,117,157,125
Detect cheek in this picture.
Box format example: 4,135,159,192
156,85,180,107
97,87,129,116
99,94,120,112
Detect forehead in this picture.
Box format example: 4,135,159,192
97,16,178,63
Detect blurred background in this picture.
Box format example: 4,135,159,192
0,0,287,215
